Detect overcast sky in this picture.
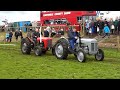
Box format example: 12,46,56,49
0,11,40,25
98,11,120,20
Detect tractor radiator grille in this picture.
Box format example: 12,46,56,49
91,43,94,51
91,43,97,52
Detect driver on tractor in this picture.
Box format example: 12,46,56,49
32,28,40,45
68,27,80,50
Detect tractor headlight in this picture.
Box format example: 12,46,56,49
84,47,88,53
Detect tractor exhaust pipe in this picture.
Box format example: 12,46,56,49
39,24,42,43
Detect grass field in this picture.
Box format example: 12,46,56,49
0,32,120,79
0,41,120,79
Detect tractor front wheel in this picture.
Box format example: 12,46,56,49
76,49,86,62
34,46,42,56
95,49,104,61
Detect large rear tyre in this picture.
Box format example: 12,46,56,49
21,38,31,54
34,46,42,56
95,49,104,61
76,49,86,62
54,43,68,59
52,38,69,56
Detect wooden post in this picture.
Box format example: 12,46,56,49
117,35,120,51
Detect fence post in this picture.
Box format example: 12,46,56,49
117,35,120,51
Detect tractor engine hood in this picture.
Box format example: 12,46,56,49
37,37,52,41
81,38,97,43
77,38,97,43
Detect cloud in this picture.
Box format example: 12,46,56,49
0,11,17,13
0,11,29,14
0,11,40,25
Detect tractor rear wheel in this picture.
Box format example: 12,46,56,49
52,38,69,56
54,38,69,59
21,38,31,54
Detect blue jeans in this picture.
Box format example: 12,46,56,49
69,39,76,49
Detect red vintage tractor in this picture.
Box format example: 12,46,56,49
21,24,53,56
21,25,52,56
21,36,52,56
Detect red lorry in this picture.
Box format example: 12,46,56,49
40,11,97,31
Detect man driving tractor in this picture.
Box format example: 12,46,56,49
68,27,80,50
32,28,40,45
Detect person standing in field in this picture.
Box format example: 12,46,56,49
117,19,120,35
14,30,19,41
103,24,110,38
9,31,13,42
99,19,104,36
6,31,9,42
114,19,119,35
110,19,115,35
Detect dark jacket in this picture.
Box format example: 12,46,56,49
58,30,64,35
44,30,49,37
9,32,13,37
104,21,109,26
118,21,120,31
60,31,64,35
68,29,80,40
114,20,119,26
94,22,97,33
15,31,19,37
99,21,103,29
19,31,23,37
101,21,105,29
32,31,40,38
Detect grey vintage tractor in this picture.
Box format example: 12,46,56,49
52,36,104,62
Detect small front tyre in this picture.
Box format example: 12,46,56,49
95,49,104,61
34,46,42,56
76,49,86,62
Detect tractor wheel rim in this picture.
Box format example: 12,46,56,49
77,51,84,62
96,52,102,60
35,49,39,55
55,44,63,57
22,43,27,53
